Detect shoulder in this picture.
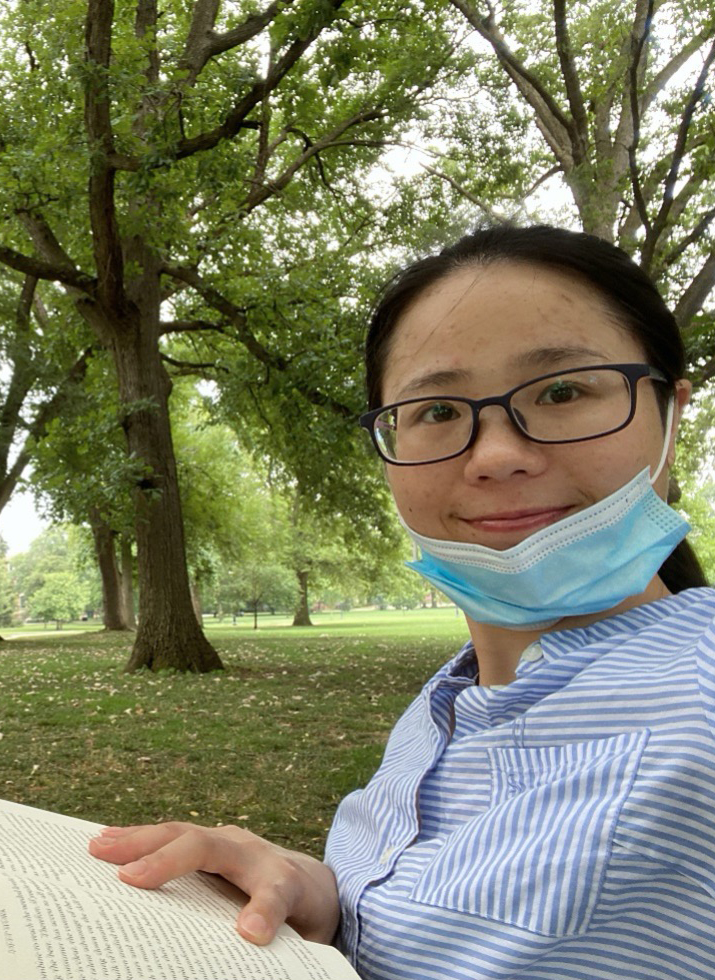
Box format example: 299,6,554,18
620,586,715,663
615,586,715,646
661,586,715,634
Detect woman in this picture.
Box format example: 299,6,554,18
90,225,714,979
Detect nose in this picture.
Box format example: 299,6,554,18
461,405,548,483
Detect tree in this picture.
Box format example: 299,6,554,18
368,557,433,611
234,562,297,629
0,537,16,628
169,390,285,613
0,0,466,671
10,527,100,625
283,484,406,625
29,352,137,631
415,0,715,380
672,390,715,581
27,571,89,629
0,268,93,516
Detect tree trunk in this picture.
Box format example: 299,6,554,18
109,306,223,672
292,569,313,626
190,579,203,624
89,508,129,631
119,535,136,629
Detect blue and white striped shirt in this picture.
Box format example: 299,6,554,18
325,587,715,979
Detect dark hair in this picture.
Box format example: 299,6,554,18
366,223,707,592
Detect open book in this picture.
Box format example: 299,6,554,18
0,798,360,980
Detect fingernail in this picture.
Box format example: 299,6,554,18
92,835,116,847
120,860,147,877
241,912,269,941
99,826,125,836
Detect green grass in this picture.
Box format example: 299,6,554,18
0,608,468,857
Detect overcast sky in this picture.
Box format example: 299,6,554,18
0,489,48,556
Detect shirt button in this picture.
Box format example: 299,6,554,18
520,641,544,664
380,846,395,864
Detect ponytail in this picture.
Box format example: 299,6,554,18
659,539,710,593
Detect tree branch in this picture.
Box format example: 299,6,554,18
0,444,32,514
0,276,38,476
16,273,36,324
625,0,654,236
240,107,387,215
448,0,574,165
0,347,94,513
0,243,96,293
161,263,353,418
161,264,286,368
135,0,159,85
664,172,706,232
592,80,619,161
177,0,220,84
523,163,562,197
23,40,38,72
420,164,507,223
84,0,127,311
175,0,347,160
16,211,82,279
661,208,715,270
159,318,227,335
553,0,588,159
250,48,276,196
674,248,715,329
179,0,295,87
641,34,715,271
160,352,228,376
643,25,715,111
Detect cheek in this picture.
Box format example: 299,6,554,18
574,425,665,497
387,469,444,522
387,471,417,516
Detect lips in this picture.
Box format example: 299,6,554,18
462,506,575,534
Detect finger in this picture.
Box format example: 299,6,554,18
89,822,195,866
115,826,220,889
237,862,339,946
237,882,296,946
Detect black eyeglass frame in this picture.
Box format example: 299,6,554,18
359,362,670,466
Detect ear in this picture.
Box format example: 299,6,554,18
667,379,691,467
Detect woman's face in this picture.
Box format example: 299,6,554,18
381,261,690,550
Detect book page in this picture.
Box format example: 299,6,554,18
0,799,359,980
0,801,254,921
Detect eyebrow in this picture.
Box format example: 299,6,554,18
395,346,610,400
396,368,473,399
510,345,609,368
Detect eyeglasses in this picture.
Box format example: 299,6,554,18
360,363,668,466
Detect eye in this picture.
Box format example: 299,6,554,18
416,400,461,424
536,380,583,405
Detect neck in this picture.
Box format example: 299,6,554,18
467,574,672,686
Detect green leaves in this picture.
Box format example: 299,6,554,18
27,571,90,626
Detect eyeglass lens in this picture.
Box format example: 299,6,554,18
374,368,634,463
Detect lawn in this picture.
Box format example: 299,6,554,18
0,608,469,857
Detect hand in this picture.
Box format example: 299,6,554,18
88,822,340,946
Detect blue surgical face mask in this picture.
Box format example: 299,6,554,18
401,400,690,629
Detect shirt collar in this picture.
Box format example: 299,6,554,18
446,588,715,686
536,588,712,665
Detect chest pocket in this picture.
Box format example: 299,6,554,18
410,729,649,937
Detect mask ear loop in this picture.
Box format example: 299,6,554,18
649,396,675,486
